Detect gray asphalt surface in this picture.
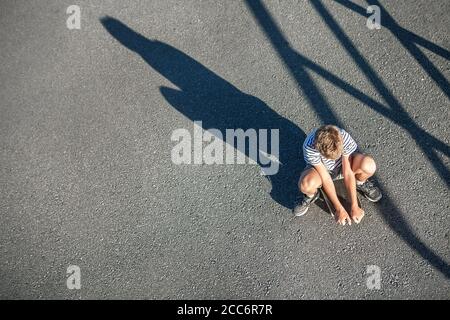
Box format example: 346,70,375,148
0,0,449,299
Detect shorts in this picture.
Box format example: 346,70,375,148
304,151,361,181
305,164,344,181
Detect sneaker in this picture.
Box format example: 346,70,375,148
293,191,320,217
357,179,382,202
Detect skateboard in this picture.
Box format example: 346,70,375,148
319,178,361,217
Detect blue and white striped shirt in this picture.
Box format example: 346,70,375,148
303,127,358,171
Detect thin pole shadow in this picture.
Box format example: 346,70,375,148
244,0,450,278
100,16,307,209
329,0,450,188
335,0,450,100
246,0,449,188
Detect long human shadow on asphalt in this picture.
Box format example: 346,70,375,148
100,16,308,210
244,0,450,278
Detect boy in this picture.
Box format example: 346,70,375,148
293,125,382,225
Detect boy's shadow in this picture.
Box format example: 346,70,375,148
101,17,306,209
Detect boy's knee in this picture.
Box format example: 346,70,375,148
299,173,320,193
361,156,376,175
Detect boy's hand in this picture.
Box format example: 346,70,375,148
350,206,365,224
335,206,352,226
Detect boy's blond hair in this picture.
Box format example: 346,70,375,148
314,125,343,160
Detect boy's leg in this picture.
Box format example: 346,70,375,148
293,167,322,216
298,167,322,197
349,153,376,182
349,153,382,202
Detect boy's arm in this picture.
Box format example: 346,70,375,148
314,163,351,225
342,155,358,207
342,155,364,223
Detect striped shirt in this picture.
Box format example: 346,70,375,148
303,127,358,171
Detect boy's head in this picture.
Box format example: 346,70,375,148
314,125,343,160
